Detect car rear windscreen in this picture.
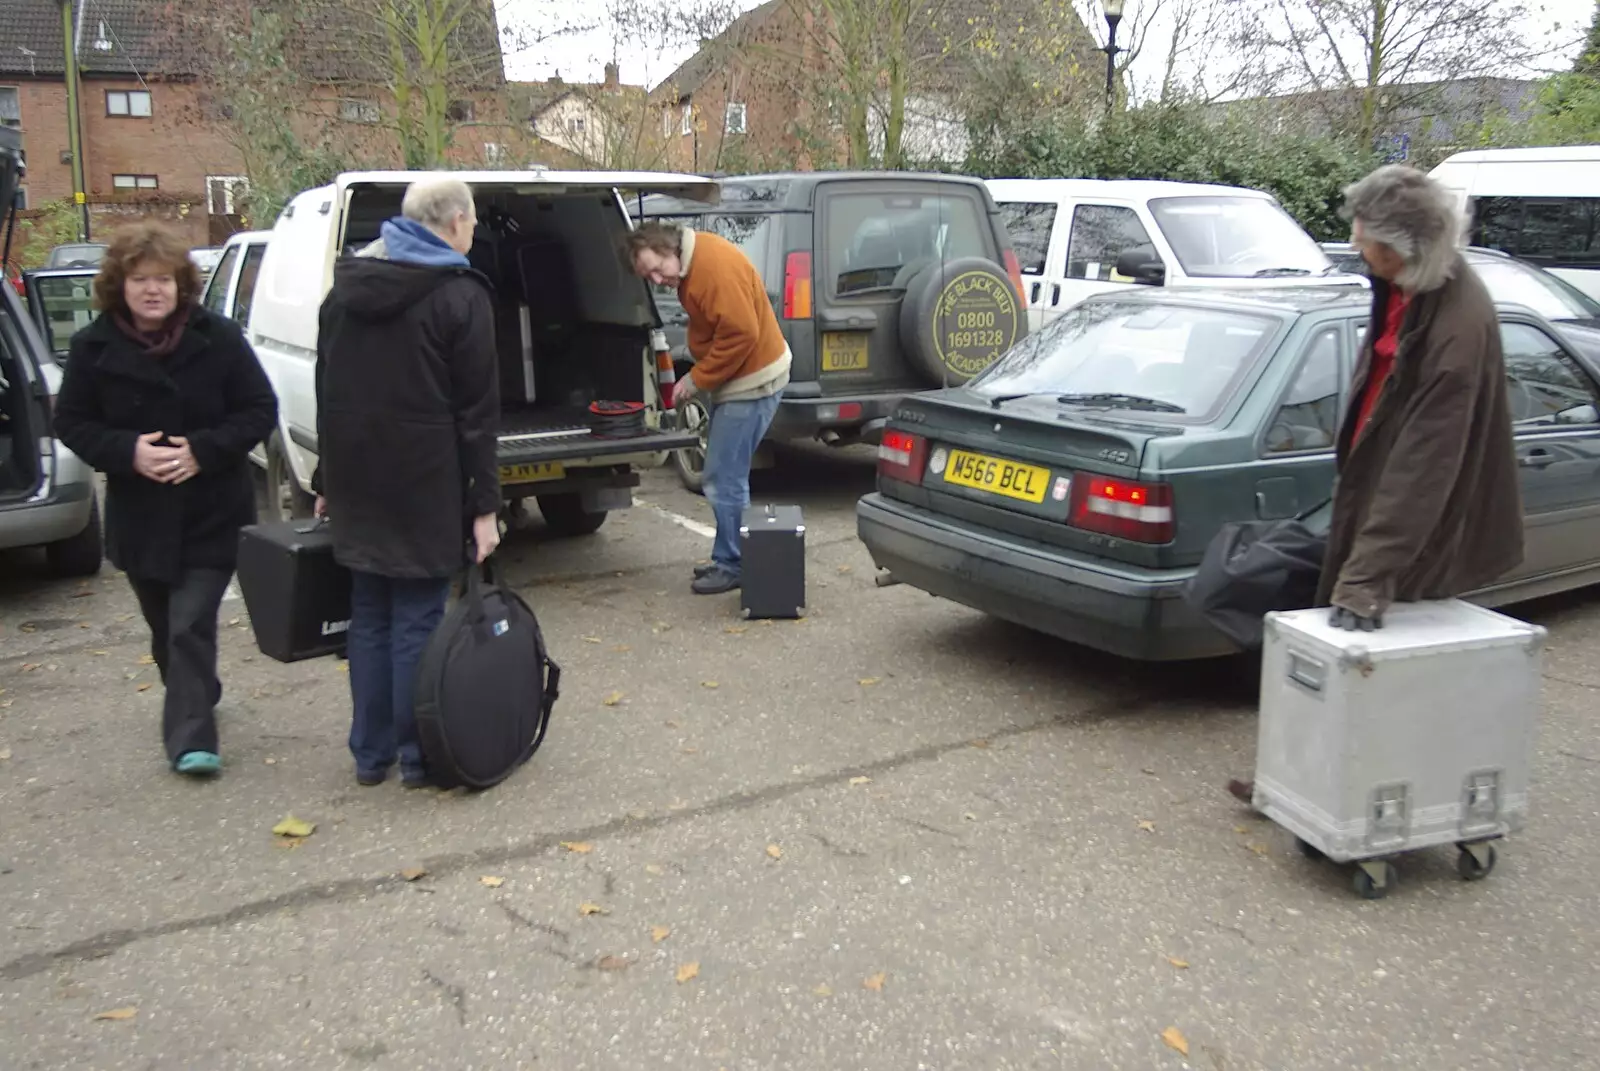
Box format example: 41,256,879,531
825,191,989,296
970,300,1277,421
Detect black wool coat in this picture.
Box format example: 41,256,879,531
53,307,279,583
311,256,500,579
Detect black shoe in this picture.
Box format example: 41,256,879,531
691,566,741,595
356,768,388,787
401,770,434,790
693,561,715,578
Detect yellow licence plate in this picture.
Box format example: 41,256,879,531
942,450,1050,503
499,461,565,484
821,332,870,373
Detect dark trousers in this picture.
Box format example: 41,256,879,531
128,568,232,764
347,570,450,778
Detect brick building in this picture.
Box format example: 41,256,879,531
0,0,534,259
651,0,1104,174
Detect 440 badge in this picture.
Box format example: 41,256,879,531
931,271,1021,380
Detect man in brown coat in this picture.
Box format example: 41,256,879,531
1229,164,1524,804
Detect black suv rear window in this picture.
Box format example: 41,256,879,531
824,191,989,297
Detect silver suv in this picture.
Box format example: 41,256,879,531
0,127,102,576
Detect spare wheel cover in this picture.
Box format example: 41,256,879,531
899,256,1023,387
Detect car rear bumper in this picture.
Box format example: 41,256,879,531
771,393,903,445
856,492,1237,662
0,478,94,550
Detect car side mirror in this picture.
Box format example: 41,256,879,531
1556,403,1599,425
1115,248,1165,286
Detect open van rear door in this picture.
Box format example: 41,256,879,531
1,126,23,276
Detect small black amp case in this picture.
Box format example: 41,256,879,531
236,517,353,663
739,504,805,619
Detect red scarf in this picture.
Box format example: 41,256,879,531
113,305,192,358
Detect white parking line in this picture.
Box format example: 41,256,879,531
635,496,717,539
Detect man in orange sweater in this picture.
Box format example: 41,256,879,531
628,221,791,594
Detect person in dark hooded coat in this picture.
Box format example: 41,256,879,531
311,176,501,789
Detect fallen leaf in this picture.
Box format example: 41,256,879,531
663,719,679,729
1141,767,1158,776
1233,825,1249,835
401,867,428,882
77,623,91,630
582,636,602,644
1167,957,1190,970
263,757,277,765
71,590,94,599
44,664,57,672
611,644,631,653
603,691,625,707
477,875,507,888
19,663,40,673
138,655,155,665
560,841,594,854
701,680,719,689
229,618,241,627
837,565,852,574
93,1006,137,1022
271,815,315,838
0,748,10,761
862,972,887,992
766,844,783,860
1137,820,1157,833
91,649,109,656
18,623,35,633
339,663,349,673
644,864,665,876
858,677,881,686
273,837,306,850
651,925,671,943
579,902,606,916
675,961,699,983
1246,842,1270,856
723,626,747,635
598,955,629,971
681,747,699,754
1161,1026,1189,1056
136,683,153,693
849,776,872,786
969,739,991,749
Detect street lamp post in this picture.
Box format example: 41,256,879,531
1102,0,1125,112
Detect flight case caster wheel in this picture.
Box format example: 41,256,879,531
1456,841,1497,881
1353,860,1398,900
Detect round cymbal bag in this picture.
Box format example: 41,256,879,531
414,557,560,789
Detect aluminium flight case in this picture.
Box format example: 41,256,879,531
1252,600,1545,900
235,517,353,663
739,504,805,619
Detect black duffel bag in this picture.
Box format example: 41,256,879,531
1183,498,1332,651
414,557,560,790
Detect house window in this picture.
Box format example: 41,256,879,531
724,102,747,135
567,116,585,134
483,142,507,166
106,89,152,118
662,108,672,138
0,87,19,129
206,175,249,215
113,174,159,190
681,103,693,136
447,99,475,123
339,98,380,124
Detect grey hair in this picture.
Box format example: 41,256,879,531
401,176,476,231
1340,164,1465,293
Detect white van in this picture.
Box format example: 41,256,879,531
986,178,1367,329
1429,146,1600,301
199,229,272,328
248,169,714,535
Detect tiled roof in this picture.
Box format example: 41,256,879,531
653,0,784,99
0,0,504,86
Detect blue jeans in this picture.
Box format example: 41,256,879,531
347,571,451,778
702,391,783,573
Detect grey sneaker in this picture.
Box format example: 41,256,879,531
691,566,741,595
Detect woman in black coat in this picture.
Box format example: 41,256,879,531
53,221,278,778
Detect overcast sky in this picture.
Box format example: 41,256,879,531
500,0,1597,96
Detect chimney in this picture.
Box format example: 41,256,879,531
603,62,619,89
547,70,562,85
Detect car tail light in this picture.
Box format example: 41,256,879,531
1070,476,1173,543
817,402,863,422
877,429,927,485
1003,250,1028,311
783,252,812,320
650,327,677,410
